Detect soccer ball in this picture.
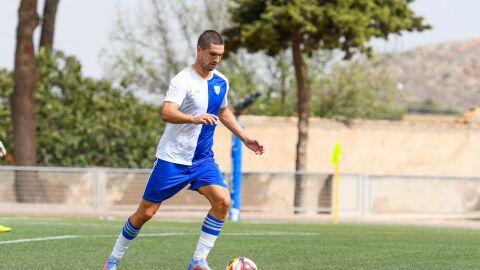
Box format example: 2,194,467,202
226,257,257,270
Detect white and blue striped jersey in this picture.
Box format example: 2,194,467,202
156,66,229,165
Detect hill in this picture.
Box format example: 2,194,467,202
388,38,480,111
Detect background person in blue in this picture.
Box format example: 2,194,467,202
103,30,265,270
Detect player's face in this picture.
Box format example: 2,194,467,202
199,44,224,71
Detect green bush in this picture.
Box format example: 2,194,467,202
0,50,164,168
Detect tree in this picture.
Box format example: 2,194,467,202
35,51,162,168
224,0,430,213
102,0,292,110
312,59,405,121
102,0,205,94
0,51,163,168
11,0,60,202
39,0,60,50
13,0,39,167
12,0,44,202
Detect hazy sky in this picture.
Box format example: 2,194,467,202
1,0,479,78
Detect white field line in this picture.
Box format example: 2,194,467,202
0,235,78,245
0,221,118,228
0,219,173,230
223,232,321,236
0,221,192,231
0,231,321,245
139,232,321,237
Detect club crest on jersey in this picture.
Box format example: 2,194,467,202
214,85,221,95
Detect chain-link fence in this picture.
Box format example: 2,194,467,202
1,166,480,216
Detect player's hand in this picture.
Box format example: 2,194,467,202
244,138,265,155
0,141,6,157
193,114,219,125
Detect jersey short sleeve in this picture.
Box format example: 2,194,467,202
164,76,187,106
220,76,229,108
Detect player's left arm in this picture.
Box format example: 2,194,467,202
218,107,265,155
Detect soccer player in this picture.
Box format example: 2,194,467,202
103,30,265,270
0,140,12,233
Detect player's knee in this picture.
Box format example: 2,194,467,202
213,196,232,213
135,208,156,221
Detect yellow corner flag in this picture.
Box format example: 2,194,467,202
331,142,342,224
0,225,11,232
331,142,343,165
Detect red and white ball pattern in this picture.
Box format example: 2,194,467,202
226,257,257,270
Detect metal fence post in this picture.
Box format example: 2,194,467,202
359,174,366,216
93,168,106,209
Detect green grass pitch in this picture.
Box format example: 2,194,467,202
0,216,479,269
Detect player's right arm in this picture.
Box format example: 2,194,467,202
163,74,217,125
162,102,218,125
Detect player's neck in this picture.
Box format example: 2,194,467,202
192,63,212,80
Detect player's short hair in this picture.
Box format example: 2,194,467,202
197,30,224,49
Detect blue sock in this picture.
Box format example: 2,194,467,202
193,214,225,260
111,218,142,259
121,218,141,240
201,214,225,236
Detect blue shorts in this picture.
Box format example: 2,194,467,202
142,158,227,203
